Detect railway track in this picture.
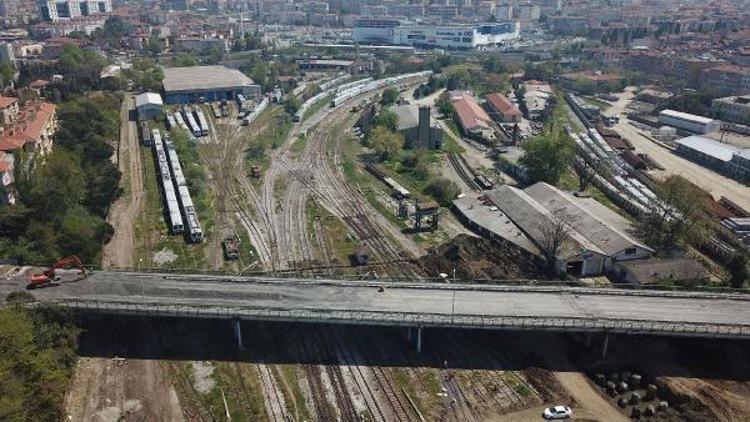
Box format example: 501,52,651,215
447,152,481,192
255,362,289,422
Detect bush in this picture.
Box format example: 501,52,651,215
425,177,460,206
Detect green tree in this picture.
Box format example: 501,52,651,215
373,109,398,133
370,126,403,161
284,96,301,115
726,252,749,288
381,87,399,105
425,177,460,206
638,175,710,251
519,130,575,184
0,61,15,87
172,53,199,67
435,91,454,117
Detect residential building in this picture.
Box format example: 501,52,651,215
38,0,111,21
701,64,750,96
0,150,14,205
174,37,228,54
393,105,443,150
351,19,400,44
485,92,521,122
551,15,588,35
712,95,750,125
0,42,14,64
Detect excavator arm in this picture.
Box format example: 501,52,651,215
28,255,86,289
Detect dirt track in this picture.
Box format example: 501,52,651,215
101,95,144,269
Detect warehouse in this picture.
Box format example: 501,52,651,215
162,65,261,104
485,182,653,277
451,92,493,139
393,104,443,150
675,135,750,182
658,109,721,134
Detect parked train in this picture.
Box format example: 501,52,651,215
182,106,202,138
330,71,433,108
243,97,269,126
153,129,184,234
194,108,209,136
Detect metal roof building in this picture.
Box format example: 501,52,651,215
162,66,261,104
658,109,721,134
393,104,443,150
135,92,163,121
485,182,653,277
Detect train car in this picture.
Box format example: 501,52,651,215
177,185,203,243
335,77,374,94
166,114,177,131
211,103,222,119
153,130,184,234
195,109,209,136
139,121,152,146
319,73,351,91
174,112,188,131
183,107,202,137
475,173,495,190
244,97,269,126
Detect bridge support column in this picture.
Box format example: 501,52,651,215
234,319,243,351
416,327,422,353
602,332,609,360
407,327,412,342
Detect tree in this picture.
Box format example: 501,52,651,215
372,109,398,133
370,126,403,161
573,156,601,192
283,96,301,115
638,175,710,252
425,177,460,206
0,61,15,88
726,252,749,288
381,87,399,106
519,130,575,185
435,91,454,117
538,210,571,272
172,53,199,67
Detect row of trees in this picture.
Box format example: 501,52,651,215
19,44,108,101
0,94,122,264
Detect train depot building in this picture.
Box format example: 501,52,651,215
162,65,262,104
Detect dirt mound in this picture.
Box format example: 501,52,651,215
418,234,543,280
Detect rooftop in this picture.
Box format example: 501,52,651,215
660,109,719,125
486,93,521,116
393,104,439,131
135,92,164,107
675,135,739,162
162,66,257,93
452,94,491,132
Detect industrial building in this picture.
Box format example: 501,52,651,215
483,182,653,277
393,105,443,150
452,92,493,139
712,95,750,125
352,20,520,50
135,92,164,121
296,59,355,72
674,135,750,182
162,66,261,104
658,109,721,134
485,93,521,122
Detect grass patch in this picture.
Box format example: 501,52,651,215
306,197,357,264
303,94,333,121
274,365,311,422
290,132,307,155
581,96,612,111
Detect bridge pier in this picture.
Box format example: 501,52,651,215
234,319,243,351
416,327,422,353
602,332,609,360
585,332,591,347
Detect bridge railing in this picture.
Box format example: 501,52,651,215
55,299,750,339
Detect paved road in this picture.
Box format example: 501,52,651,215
3,271,750,338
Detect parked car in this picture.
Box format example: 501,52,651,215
543,405,572,419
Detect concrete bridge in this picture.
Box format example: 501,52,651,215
2,271,750,354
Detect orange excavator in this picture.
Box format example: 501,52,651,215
28,255,87,289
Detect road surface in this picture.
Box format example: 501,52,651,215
5,271,750,338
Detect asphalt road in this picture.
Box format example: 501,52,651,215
3,271,750,336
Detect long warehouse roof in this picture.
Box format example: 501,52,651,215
163,65,256,93
676,135,740,162
659,109,718,125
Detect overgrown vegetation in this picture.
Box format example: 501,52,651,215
19,44,108,101
0,94,122,264
0,303,79,421
519,103,575,185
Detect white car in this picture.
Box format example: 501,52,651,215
543,405,572,419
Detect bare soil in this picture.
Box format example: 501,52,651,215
418,234,544,279
101,95,144,269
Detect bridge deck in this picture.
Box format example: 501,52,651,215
3,271,750,338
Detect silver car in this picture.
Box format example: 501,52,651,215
543,405,572,419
